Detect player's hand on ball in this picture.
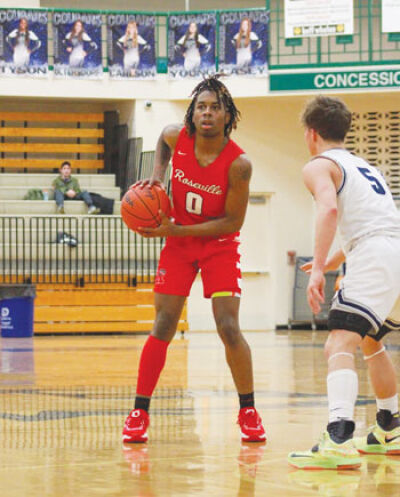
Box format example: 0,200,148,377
137,211,174,238
307,269,325,315
132,179,166,190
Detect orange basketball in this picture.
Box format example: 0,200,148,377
120,184,171,232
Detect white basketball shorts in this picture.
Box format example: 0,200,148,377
331,234,400,332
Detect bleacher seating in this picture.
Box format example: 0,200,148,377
0,112,104,171
0,173,121,215
0,111,187,335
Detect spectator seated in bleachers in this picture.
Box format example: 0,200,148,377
52,161,100,215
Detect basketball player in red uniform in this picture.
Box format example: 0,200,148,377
122,76,266,444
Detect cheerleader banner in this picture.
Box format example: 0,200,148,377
218,10,269,77
168,13,216,79
53,11,102,79
0,9,48,77
107,13,156,79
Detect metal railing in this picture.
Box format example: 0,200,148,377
268,0,400,69
0,215,164,285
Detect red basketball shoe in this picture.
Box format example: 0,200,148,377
122,409,149,443
237,407,266,443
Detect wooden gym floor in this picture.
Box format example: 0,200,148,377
1,330,400,497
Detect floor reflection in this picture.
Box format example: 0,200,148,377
0,331,399,496
364,454,400,491
0,337,35,385
287,468,362,497
237,443,266,496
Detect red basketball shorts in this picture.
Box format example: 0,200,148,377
154,235,242,298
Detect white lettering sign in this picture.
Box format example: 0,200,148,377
284,0,353,38
313,71,400,89
382,0,400,33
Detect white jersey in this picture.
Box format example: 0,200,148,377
319,148,400,252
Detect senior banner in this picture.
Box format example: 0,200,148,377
107,13,156,79
168,13,216,79
284,0,353,38
218,10,269,77
0,9,48,77
53,11,102,79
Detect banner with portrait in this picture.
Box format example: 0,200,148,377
107,13,156,79
0,9,48,77
168,13,216,79
53,11,102,79
284,0,353,38
218,10,269,77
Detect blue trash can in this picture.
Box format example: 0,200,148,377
0,285,36,338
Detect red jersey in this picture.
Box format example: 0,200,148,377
171,127,244,227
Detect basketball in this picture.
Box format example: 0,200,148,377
120,184,172,232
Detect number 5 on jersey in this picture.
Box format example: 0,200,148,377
357,167,386,195
186,192,203,215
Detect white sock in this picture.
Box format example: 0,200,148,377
377,394,399,414
327,369,358,423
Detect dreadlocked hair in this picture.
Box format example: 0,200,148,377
184,75,241,137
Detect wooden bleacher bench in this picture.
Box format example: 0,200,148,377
0,278,188,335
0,112,104,170
34,283,188,334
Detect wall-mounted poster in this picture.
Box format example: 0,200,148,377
107,13,156,79
382,0,400,33
218,10,269,76
0,9,48,77
284,0,353,38
53,11,102,79
168,13,216,79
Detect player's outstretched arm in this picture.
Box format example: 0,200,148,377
138,154,252,238
300,249,345,274
135,124,181,189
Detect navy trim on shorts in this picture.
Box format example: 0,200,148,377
385,319,400,330
338,289,381,329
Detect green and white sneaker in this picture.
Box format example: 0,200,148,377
288,431,362,470
354,424,400,455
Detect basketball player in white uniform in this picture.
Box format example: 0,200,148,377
176,22,210,74
117,21,148,76
232,18,262,72
6,18,41,70
64,20,97,68
288,96,400,470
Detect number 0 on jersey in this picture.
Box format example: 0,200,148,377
186,192,203,215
